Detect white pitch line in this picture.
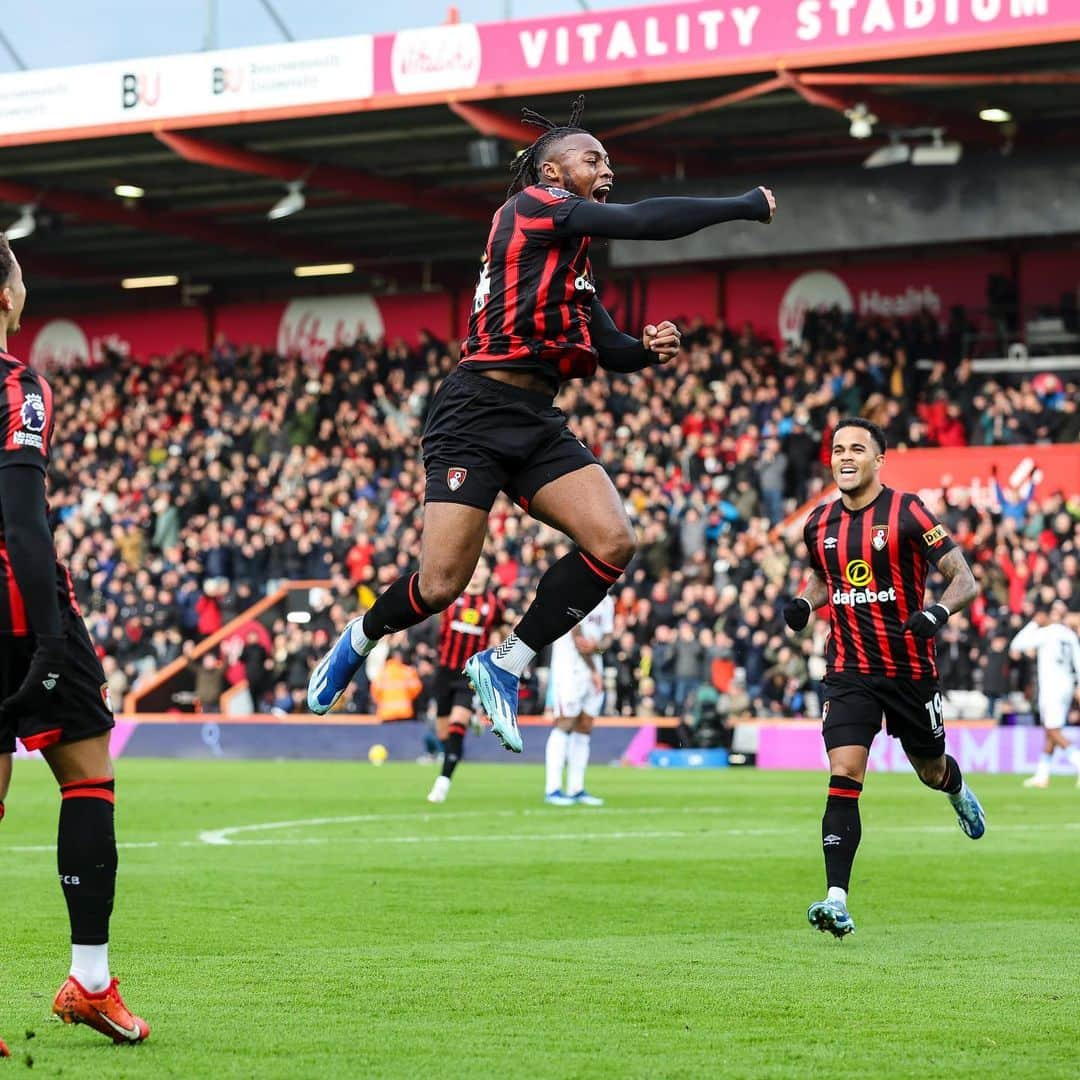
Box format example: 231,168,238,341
3,818,1077,858
196,804,716,845
187,829,701,848
190,818,1080,850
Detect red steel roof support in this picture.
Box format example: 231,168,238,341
155,131,489,224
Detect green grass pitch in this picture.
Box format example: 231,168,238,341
2,759,1079,1078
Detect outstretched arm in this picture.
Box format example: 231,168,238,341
562,187,774,241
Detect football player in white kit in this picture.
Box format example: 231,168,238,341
544,593,615,806
1010,601,1080,788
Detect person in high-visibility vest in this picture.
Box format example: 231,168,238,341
371,651,423,722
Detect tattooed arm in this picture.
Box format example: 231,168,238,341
903,547,979,639
783,570,830,632
934,547,979,616
801,569,831,612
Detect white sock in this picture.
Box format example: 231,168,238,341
566,732,591,796
827,886,847,904
1066,748,1080,773
545,728,569,794
1036,751,1053,776
349,618,374,656
491,633,535,677
70,943,110,993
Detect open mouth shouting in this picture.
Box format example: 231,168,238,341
592,183,613,203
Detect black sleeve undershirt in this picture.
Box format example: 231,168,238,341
0,464,62,637
561,188,770,241
591,298,652,373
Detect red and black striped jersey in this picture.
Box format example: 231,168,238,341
803,486,957,680
461,184,598,383
437,589,504,672
0,349,79,635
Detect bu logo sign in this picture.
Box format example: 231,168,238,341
447,467,468,492
213,66,244,95
121,72,161,110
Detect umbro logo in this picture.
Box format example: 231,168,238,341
567,607,586,620
823,834,841,847
824,537,838,549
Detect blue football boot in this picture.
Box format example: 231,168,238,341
464,649,522,753
949,782,986,839
307,617,373,715
807,898,855,939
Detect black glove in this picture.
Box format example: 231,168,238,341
783,597,813,632
903,604,950,639
0,635,67,750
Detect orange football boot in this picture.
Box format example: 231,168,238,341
52,976,149,1044
0,1036,10,1056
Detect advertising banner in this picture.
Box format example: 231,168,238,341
723,256,1012,345
217,292,454,363
374,0,1080,99
0,35,373,145
16,307,208,370
878,444,1080,506
758,721,1073,775
17,291,455,371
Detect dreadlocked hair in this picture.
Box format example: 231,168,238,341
507,94,588,196
0,234,14,287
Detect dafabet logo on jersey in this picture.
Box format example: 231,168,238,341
834,559,895,607
844,560,873,588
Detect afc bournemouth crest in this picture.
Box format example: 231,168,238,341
871,525,889,551
447,466,468,492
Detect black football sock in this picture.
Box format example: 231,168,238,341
514,547,626,653
361,572,438,639
441,724,466,779
58,778,117,946
921,754,964,796
822,775,862,894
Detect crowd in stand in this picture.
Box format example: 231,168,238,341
42,306,1079,729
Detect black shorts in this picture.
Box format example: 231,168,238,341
0,608,115,754
435,666,475,717
821,673,945,759
422,367,598,512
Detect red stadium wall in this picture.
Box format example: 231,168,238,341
18,306,206,368
15,248,1079,369
644,270,720,325
18,291,455,368
723,255,1012,343
883,444,1079,509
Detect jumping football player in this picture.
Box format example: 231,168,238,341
784,417,985,938
0,236,149,1043
1010,601,1080,788
544,591,614,805
309,95,775,753
427,558,505,803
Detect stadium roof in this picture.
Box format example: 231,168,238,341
2,3,1079,312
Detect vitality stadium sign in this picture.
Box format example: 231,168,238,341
1,1,1076,146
